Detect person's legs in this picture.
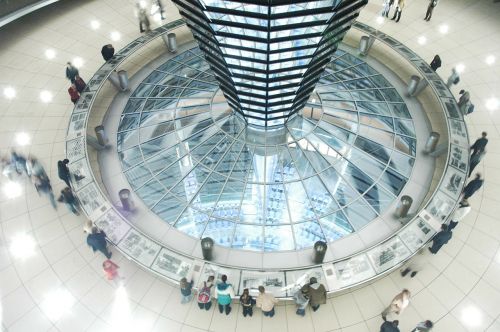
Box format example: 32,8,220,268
205,301,212,310
218,303,224,314
263,310,269,317
225,304,231,315
448,220,458,230
242,306,248,317
48,191,57,209
427,7,434,20
198,302,204,309
98,244,112,259
396,9,402,22
139,21,144,33
391,9,397,19
311,304,320,312
269,307,275,317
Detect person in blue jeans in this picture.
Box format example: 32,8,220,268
180,278,194,304
215,275,235,315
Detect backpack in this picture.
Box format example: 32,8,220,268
198,282,212,303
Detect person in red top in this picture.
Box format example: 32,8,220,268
102,260,120,281
68,84,80,104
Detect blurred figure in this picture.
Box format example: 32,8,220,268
87,227,112,258
446,68,460,88
180,278,194,304
382,0,394,17
137,4,151,33
424,0,438,21
101,44,115,62
74,75,86,93
58,159,71,187
470,132,488,156
65,62,79,83
11,151,28,176
380,320,400,332
103,259,120,281
293,288,309,316
156,0,165,20
57,187,80,215
430,55,441,71
463,173,484,200
469,150,485,176
412,320,433,332
381,289,411,320
300,277,327,312
457,89,470,115
26,156,48,179
1,156,16,179
34,175,57,209
428,224,452,254
68,84,80,104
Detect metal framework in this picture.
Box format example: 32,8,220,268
172,0,368,127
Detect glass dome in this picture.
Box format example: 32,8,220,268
117,47,416,251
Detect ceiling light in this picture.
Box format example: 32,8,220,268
439,24,449,34
3,86,16,99
9,233,35,259
3,181,22,199
417,36,427,45
110,31,121,41
153,13,162,22
45,49,56,60
461,306,482,328
455,63,466,73
376,16,384,24
41,289,75,321
139,0,147,8
40,90,53,103
485,97,499,111
15,132,31,146
72,57,84,68
485,55,496,66
90,20,100,30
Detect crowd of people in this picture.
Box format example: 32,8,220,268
381,0,439,23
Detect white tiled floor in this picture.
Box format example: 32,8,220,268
1,0,500,331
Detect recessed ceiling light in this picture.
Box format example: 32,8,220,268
41,289,75,321
110,31,121,41
139,0,147,8
418,36,427,45
45,49,56,59
376,16,384,24
461,306,482,328
90,20,100,30
40,90,53,103
439,24,449,34
15,132,31,146
485,55,496,65
72,57,84,68
153,13,162,22
456,63,466,73
9,233,35,259
3,86,16,99
3,181,22,199
485,97,499,111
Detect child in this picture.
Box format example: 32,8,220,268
103,260,120,281
197,276,214,310
240,288,254,317
180,277,194,304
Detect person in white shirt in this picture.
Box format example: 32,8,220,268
449,199,471,230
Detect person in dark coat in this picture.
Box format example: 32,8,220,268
428,224,452,254
430,55,441,71
65,62,79,83
462,173,484,199
101,44,115,62
300,277,327,312
57,187,79,215
469,150,485,177
34,175,57,209
470,132,488,156
87,227,112,258
424,0,438,21
381,320,400,332
58,159,71,187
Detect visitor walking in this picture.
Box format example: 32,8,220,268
68,84,80,104
137,4,151,33
430,55,441,71
156,0,165,20
391,0,405,22
462,173,484,199
293,288,309,316
446,68,460,88
381,320,400,332
87,227,112,258
470,132,488,156
382,0,394,17
411,320,434,331
57,187,80,215
65,62,79,83
256,286,278,318
34,175,57,209
26,156,47,179
215,274,235,315
381,289,411,320
180,278,194,304
240,288,254,317
74,75,86,93
424,0,438,21
428,224,453,254
449,199,471,230
300,277,327,312
469,150,485,176
457,90,470,115
197,276,214,310
58,159,71,187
